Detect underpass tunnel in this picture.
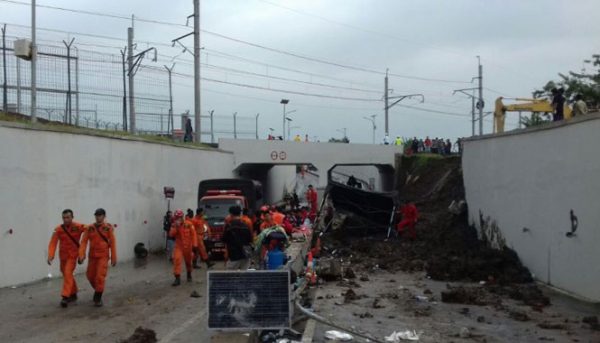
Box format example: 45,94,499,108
235,163,319,205
328,164,396,192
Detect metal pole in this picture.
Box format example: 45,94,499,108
518,111,522,129
2,24,7,113
127,27,135,133
193,0,201,143
120,48,128,131
478,57,483,136
372,122,375,144
282,103,286,140
255,113,260,139
164,64,174,136
384,69,389,137
471,95,475,136
74,47,79,126
62,38,74,125
31,0,37,122
209,110,214,143
287,120,291,141
16,57,21,113
233,112,237,139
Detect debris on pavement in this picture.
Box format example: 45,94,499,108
324,330,353,341
190,290,202,298
119,326,157,343
384,330,420,342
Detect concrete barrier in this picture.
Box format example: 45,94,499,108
0,123,234,287
462,113,600,301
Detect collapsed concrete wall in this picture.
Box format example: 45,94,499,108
462,114,600,301
0,123,234,287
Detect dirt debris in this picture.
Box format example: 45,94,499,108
538,321,568,330
119,327,157,343
509,310,530,322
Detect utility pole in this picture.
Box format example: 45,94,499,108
384,69,424,135
452,87,479,137
62,38,75,125
209,110,214,143
74,47,79,125
120,47,128,131
31,0,37,122
233,112,237,139
384,69,389,136
164,63,175,135
127,27,135,132
193,0,201,143
2,24,7,113
477,56,484,136
255,113,260,139
280,99,289,140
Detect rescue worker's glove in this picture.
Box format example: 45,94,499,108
111,259,117,267
47,258,53,266
77,258,84,265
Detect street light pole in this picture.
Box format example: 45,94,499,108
255,113,260,139
233,112,238,139
280,99,289,140
31,0,37,122
363,115,377,144
193,0,201,143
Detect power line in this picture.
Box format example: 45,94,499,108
0,0,471,84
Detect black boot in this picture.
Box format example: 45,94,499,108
187,271,192,282
205,260,215,269
93,292,103,307
172,275,181,286
60,297,69,308
68,293,78,303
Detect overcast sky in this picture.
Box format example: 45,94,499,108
1,0,599,143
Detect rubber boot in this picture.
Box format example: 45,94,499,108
60,297,69,308
93,292,103,307
187,271,192,282
205,260,215,269
172,275,181,287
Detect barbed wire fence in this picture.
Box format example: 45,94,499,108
0,25,258,141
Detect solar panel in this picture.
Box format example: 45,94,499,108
207,270,291,330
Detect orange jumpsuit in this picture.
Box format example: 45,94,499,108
79,222,117,293
169,220,198,276
272,212,285,225
260,218,277,232
48,221,86,298
190,215,209,261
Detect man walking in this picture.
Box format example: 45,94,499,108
169,209,199,286
222,206,253,270
78,208,117,307
47,209,86,308
191,208,214,269
396,202,419,240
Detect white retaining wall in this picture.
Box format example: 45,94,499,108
0,123,234,287
462,114,600,301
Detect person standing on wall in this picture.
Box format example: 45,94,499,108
191,208,214,269
78,208,117,307
572,94,588,117
169,209,199,286
47,209,86,308
184,118,194,142
222,206,253,270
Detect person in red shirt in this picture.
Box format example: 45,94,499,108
305,185,318,220
396,202,419,240
47,209,86,308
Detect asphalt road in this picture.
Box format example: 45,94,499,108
0,255,216,343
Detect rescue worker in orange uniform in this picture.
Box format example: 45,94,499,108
47,209,86,308
78,208,117,307
169,209,199,286
190,208,215,269
272,207,285,226
396,202,419,240
241,208,255,237
260,210,277,232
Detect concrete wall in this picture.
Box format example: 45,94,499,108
265,166,297,204
462,114,600,301
219,139,402,189
0,123,234,287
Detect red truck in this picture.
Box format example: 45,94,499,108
197,179,262,257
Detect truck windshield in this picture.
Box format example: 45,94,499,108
201,199,244,219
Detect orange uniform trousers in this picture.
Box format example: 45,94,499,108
59,258,78,297
173,248,194,276
86,256,109,292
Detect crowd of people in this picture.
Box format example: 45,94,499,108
384,135,463,155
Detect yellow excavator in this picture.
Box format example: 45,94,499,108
494,97,572,133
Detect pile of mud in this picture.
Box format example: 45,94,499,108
120,327,157,343
321,155,535,285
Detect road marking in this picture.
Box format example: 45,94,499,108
159,309,207,343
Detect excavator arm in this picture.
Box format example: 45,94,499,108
493,97,572,133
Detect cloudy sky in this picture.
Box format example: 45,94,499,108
1,0,599,143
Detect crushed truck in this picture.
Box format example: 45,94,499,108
197,178,262,257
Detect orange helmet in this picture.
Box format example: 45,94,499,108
173,209,184,219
